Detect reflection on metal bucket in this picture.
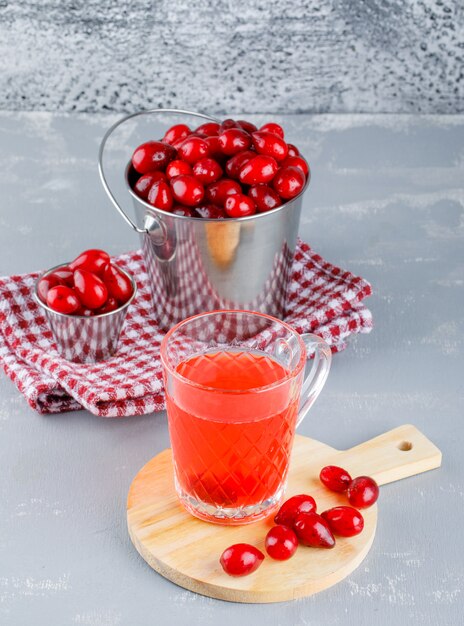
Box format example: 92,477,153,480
136,195,299,331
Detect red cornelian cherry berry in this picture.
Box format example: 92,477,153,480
252,131,288,161
162,123,191,146
274,494,317,527
273,165,305,199
96,297,119,314
76,307,94,317
73,269,108,310
259,122,285,139
218,128,252,155
195,122,221,137
281,155,309,178
147,180,173,211
347,476,379,508
204,135,223,159
51,266,74,287
220,118,239,132
102,264,133,304
287,143,300,157
134,171,167,200
293,512,336,548
220,543,264,577
319,465,352,493
165,159,192,180
237,120,258,134
224,193,256,218
69,249,110,277
321,506,364,537
38,266,75,302
192,157,223,184
177,137,210,164
206,178,242,206
172,137,190,150
239,155,278,185
131,141,176,174
194,204,226,219
37,274,61,303
46,285,81,314
172,205,196,217
265,525,298,560
170,175,204,206
225,150,255,179
248,184,282,212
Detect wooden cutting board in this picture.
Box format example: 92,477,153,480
127,424,441,603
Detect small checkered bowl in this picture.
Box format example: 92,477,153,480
34,263,137,364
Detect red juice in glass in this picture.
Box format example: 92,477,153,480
166,350,299,514
160,311,332,525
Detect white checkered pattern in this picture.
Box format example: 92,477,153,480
0,241,373,417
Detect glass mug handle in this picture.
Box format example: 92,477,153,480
296,334,332,427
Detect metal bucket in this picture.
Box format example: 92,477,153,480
35,263,137,363
98,109,309,331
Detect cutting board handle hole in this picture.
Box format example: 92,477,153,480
398,440,413,451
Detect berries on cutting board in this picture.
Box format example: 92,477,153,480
219,544,265,577
347,476,380,508
265,525,298,560
219,464,378,577
293,512,336,548
321,506,365,537
319,465,353,493
320,466,379,508
274,494,317,527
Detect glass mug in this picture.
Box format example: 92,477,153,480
160,310,332,524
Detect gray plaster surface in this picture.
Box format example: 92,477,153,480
1,1,463,115
0,112,463,625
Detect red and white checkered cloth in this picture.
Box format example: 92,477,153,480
0,240,373,417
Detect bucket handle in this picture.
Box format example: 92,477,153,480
97,108,218,235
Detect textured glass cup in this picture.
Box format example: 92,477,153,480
160,310,332,525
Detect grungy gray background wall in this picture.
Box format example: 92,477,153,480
1,0,463,114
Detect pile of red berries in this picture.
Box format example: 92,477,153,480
37,249,134,316
130,119,309,218
220,466,379,577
